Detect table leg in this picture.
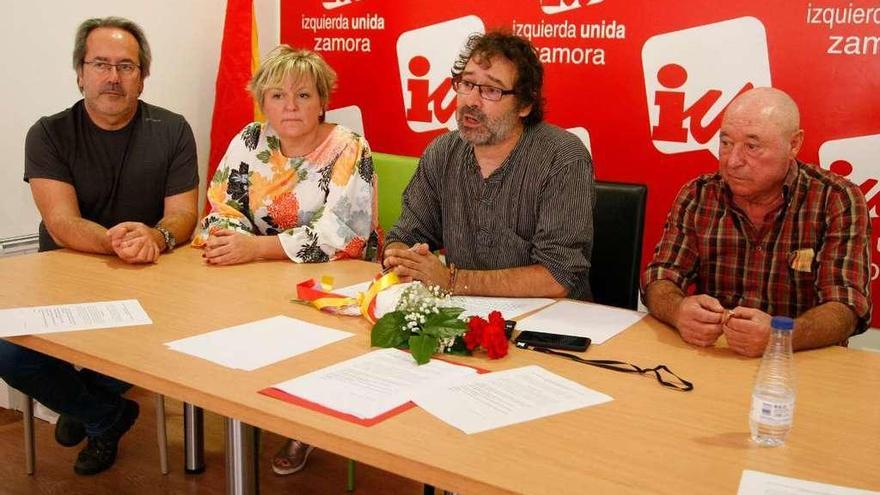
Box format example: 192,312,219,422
23,394,34,475
225,417,259,495
156,395,169,475
184,403,205,474
347,459,356,491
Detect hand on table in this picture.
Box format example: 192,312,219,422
107,222,162,264
203,229,260,266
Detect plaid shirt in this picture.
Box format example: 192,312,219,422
642,161,871,334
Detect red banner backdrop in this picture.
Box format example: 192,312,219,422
281,0,880,324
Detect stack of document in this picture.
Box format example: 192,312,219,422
265,348,613,432
448,295,555,319
266,348,478,421
413,365,613,434
0,299,152,337
165,315,353,371
738,470,880,495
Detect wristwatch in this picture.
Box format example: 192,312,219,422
154,224,176,253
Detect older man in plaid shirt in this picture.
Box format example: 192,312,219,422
642,87,871,357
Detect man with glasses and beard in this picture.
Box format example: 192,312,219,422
0,16,198,475
383,31,595,300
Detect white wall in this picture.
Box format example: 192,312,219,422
255,0,281,68
1,0,279,241
0,0,280,417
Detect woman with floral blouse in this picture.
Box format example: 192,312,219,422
192,45,379,475
193,45,379,266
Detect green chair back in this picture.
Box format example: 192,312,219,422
373,152,419,234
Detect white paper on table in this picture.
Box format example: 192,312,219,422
515,300,645,344
413,365,612,434
271,348,478,420
0,299,152,337
165,315,353,371
449,296,555,319
333,281,372,298
738,470,879,495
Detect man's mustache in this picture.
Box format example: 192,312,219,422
99,84,125,96
458,105,485,122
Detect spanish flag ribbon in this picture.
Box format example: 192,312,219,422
360,272,400,323
295,272,400,320
294,278,357,313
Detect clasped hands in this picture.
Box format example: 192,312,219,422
202,229,260,265
674,294,773,357
383,243,451,290
106,222,164,264
105,224,266,265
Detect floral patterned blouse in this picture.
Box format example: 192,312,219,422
192,122,380,262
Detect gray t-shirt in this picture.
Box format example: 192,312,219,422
387,122,595,300
24,100,199,251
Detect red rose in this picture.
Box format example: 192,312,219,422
482,313,509,359
463,312,508,358
488,311,505,331
464,315,485,351
485,332,508,359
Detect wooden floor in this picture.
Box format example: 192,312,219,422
0,387,422,494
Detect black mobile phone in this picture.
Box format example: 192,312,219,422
505,320,517,340
515,331,591,352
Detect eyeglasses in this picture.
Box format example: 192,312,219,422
452,78,515,102
83,60,140,76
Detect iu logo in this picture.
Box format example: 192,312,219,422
819,134,880,217
642,17,771,158
540,0,604,15
567,127,593,156
325,105,365,138
396,16,485,133
322,0,361,10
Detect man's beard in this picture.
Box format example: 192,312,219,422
456,105,520,146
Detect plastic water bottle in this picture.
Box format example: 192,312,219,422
749,316,796,446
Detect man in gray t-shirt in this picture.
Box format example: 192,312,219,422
25,20,198,260
384,32,594,300
1,16,198,477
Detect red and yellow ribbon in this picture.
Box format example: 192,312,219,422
295,272,400,320
359,272,400,323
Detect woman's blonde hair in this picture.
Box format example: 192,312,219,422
249,45,337,120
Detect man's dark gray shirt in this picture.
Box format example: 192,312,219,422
387,122,595,300
24,100,199,251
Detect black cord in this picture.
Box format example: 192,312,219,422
517,343,694,391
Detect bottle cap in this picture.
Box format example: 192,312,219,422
771,316,794,331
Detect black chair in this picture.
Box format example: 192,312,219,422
589,181,648,310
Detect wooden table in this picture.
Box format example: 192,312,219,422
2,248,879,494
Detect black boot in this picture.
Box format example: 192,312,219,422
55,414,87,447
73,399,139,475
